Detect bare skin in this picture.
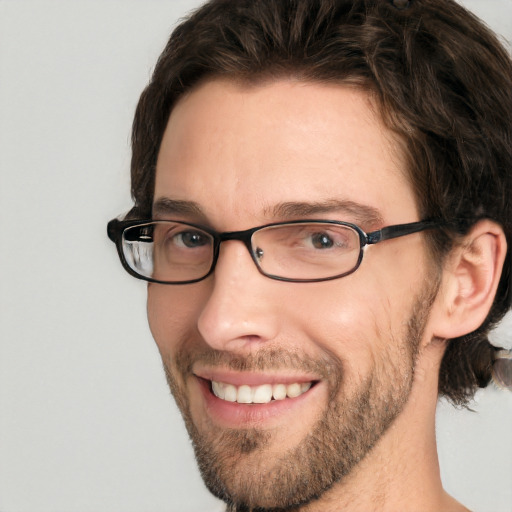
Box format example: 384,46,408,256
148,79,504,511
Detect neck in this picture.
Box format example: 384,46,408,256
297,340,470,512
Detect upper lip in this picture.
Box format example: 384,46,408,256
193,367,321,387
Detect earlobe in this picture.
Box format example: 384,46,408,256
431,220,507,340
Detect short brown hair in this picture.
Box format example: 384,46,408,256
130,0,512,404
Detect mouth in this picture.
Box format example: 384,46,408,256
210,379,314,404
192,369,323,427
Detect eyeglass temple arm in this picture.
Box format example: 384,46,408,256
107,219,121,243
366,220,443,245
107,218,150,243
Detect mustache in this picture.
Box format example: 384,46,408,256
173,343,344,388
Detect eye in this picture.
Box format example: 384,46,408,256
310,232,334,249
173,230,209,248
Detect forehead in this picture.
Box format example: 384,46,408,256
154,79,418,228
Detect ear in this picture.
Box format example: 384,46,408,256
430,220,507,339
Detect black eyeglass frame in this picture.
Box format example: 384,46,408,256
107,217,444,284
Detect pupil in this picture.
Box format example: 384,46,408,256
183,232,203,247
312,233,333,249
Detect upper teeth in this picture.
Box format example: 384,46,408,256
211,381,312,404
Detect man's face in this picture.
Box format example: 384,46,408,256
148,79,438,510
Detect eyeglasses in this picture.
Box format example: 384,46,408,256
107,217,442,284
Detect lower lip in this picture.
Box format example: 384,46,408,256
195,377,321,428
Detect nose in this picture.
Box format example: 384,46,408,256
197,240,281,351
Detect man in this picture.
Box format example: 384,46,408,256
108,0,512,510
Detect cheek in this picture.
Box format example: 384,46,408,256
285,284,379,375
147,284,204,355
288,271,413,383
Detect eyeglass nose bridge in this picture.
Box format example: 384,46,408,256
211,227,264,275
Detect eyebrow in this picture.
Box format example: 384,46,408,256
152,197,384,227
152,197,204,218
269,200,384,227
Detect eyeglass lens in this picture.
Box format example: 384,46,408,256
121,221,362,283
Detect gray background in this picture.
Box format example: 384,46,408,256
0,1,511,511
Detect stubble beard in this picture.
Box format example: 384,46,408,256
161,286,436,512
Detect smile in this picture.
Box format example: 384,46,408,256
211,380,313,404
